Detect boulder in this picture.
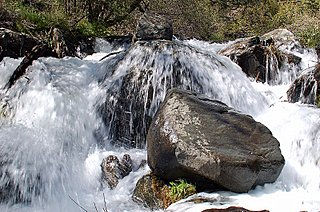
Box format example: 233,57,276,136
202,207,269,212
135,12,173,41
132,173,171,210
287,64,320,105
0,28,41,61
101,154,133,189
147,89,285,193
218,29,301,84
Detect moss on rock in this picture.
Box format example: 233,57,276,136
132,173,196,209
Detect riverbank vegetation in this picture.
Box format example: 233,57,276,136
1,0,320,47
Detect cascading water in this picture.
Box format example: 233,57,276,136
0,36,319,212
98,40,267,148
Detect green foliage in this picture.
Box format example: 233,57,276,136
169,179,196,202
76,19,110,37
2,0,138,38
298,26,320,47
2,0,320,48
4,0,69,34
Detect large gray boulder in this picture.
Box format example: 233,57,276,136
147,89,285,193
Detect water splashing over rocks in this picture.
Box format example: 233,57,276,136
0,28,319,211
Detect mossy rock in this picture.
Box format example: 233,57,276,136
132,173,196,209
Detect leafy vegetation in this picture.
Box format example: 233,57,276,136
1,0,142,39
147,0,320,46
169,179,196,202
1,0,320,47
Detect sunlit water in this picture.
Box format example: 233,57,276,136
0,37,319,212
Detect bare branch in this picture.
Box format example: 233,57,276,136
68,195,89,212
93,202,99,212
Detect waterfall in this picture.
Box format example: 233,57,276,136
0,37,319,211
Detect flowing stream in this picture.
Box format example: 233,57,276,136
0,37,319,211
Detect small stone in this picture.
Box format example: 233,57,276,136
101,154,133,189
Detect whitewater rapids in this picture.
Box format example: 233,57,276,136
0,38,319,211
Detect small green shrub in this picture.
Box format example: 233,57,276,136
298,26,320,48
169,179,196,202
76,19,111,37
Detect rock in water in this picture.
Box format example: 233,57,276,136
135,12,173,41
101,154,133,189
219,29,301,84
132,174,170,210
147,89,285,193
49,27,69,58
287,64,320,105
0,28,41,61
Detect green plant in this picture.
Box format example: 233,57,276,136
169,179,196,202
298,26,320,47
76,19,110,37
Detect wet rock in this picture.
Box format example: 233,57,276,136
4,44,54,90
101,154,133,189
77,37,95,58
0,166,42,203
135,12,173,41
219,29,301,84
287,64,320,105
49,28,69,58
202,207,269,212
219,37,274,83
184,196,231,204
98,41,207,148
0,28,41,61
48,27,96,59
285,53,301,65
147,89,285,193
132,173,171,209
138,159,147,169
261,29,298,49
